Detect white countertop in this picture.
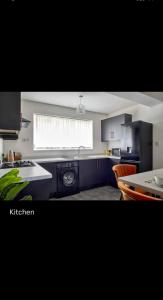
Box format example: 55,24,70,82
119,168,163,199
107,156,121,160
0,155,120,183
0,163,52,182
29,157,68,163
24,155,121,163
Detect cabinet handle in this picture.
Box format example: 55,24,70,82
97,160,98,169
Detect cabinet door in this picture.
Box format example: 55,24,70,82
108,118,116,141
101,116,121,142
79,159,99,189
101,119,111,142
107,158,119,188
98,159,110,185
0,92,21,130
15,179,52,201
111,115,125,141
101,114,132,142
38,162,57,195
139,122,153,172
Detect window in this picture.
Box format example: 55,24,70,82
33,114,93,150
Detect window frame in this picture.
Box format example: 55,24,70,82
33,113,94,151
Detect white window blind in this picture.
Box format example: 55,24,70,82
33,114,93,150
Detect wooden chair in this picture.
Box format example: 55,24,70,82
112,164,146,200
118,181,162,201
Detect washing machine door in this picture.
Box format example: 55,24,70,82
62,169,77,187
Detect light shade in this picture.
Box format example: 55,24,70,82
76,95,86,114
76,103,86,114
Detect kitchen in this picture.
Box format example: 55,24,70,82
0,92,163,200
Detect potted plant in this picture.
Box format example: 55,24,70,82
0,169,32,201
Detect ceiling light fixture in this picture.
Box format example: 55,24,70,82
76,95,86,114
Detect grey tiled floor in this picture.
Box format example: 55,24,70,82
50,185,121,200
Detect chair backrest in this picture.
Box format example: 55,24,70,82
118,181,161,201
112,164,137,184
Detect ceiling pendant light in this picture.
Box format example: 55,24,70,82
76,95,86,114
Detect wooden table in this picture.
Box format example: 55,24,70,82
119,168,163,199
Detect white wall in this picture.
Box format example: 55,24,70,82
0,138,3,160
3,100,107,158
106,103,163,169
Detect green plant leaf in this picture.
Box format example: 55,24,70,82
0,176,17,186
4,181,30,201
1,183,16,200
2,169,20,178
0,170,31,201
0,176,22,193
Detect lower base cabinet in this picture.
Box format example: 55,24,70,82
38,162,57,197
79,158,119,190
98,158,110,185
11,158,119,200
79,159,100,190
107,158,119,188
15,179,52,200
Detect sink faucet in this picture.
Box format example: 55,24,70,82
77,146,85,157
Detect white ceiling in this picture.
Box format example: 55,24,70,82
142,92,163,102
21,92,136,114
21,92,163,114
109,92,162,106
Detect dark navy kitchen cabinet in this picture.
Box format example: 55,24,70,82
101,114,132,142
37,158,119,198
97,158,110,185
131,121,153,172
15,179,52,201
107,158,120,188
79,159,99,190
38,162,57,197
0,92,21,130
79,158,110,190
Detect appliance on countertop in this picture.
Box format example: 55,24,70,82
0,160,36,169
111,148,121,157
56,161,79,198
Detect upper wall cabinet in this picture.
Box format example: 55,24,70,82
101,114,132,142
0,92,21,131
